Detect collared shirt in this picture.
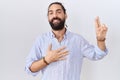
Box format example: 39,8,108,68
25,29,108,80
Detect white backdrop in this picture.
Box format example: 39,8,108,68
0,0,120,80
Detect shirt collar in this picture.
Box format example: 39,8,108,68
49,28,69,39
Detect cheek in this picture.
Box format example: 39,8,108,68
48,17,52,22
48,18,51,22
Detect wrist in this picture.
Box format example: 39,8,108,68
97,37,106,42
43,57,49,65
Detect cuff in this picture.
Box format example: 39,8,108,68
25,61,40,76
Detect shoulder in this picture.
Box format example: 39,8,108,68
34,32,50,44
68,31,85,40
68,31,90,47
36,32,50,39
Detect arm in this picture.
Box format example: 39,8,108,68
97,40,106,51
81,17,108,60
29,58,48,72
29,44,68,72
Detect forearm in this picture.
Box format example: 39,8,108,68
97,40,106,51
29,57,49,72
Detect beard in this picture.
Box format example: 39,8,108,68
49,17,65,31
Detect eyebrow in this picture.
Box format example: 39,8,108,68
48,9,62,13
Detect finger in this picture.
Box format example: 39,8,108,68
47,43,52,51
58,50,69,54
98,24,108,37
58,50,69,55
59,56,67,61
100,24,107,33
58,57,67,61
58,51,69,59
60,52,69,58
56,46,66,52
95,16,101,28
103,24,108,31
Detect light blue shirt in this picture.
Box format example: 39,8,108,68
25,29,108,80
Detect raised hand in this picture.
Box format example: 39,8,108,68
95,16,108,41
45,44,69,64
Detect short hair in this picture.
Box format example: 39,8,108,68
48,2,66,14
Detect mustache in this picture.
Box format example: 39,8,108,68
51,17,61,22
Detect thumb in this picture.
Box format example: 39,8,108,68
47,43,52,51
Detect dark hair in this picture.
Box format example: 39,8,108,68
48,2,66,14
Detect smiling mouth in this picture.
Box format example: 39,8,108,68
52,19,60,24
53,19,59,22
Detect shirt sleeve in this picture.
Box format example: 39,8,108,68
25,37,42,76
81,37,108,60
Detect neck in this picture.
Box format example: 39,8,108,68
52,27,66,42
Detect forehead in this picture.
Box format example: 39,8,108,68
48,4,63,11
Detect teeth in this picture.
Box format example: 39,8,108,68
53,20,59,22
54,19,58,21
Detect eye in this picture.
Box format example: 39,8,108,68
49,12,53,15
57,10,62,14
48,10,53,15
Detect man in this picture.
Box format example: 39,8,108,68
25,2,108,80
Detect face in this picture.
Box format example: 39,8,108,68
48,4,67,31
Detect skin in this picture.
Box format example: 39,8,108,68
29,4,108,72
95,16,108,51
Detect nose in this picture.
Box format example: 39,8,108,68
53,12,57,18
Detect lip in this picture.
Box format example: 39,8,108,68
53,19,60,23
